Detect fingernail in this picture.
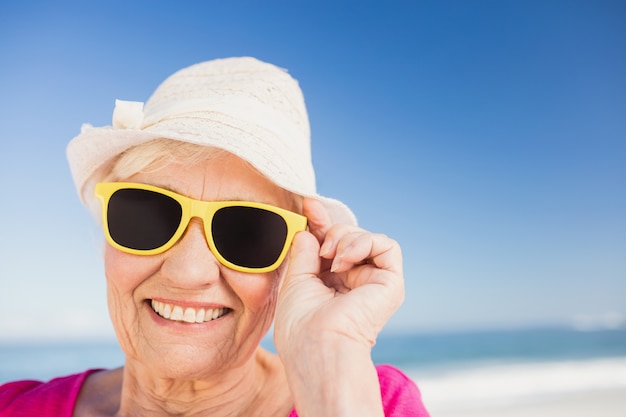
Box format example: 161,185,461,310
320,239,333,257
330,256,342,272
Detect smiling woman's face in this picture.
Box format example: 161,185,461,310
103,151,297,379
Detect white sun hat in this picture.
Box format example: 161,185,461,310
66,56,356,225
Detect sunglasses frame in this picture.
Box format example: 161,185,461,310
95,182,307,273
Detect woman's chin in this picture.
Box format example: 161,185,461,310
128,342,234,380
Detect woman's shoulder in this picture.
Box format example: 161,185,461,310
375,364,430,416
0,369,98,417
287,365,430,417
74,368,123,417
375,363,417,388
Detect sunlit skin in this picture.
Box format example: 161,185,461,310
89,153,295,415
76,151,406,417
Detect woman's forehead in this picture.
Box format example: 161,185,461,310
126,153,298,210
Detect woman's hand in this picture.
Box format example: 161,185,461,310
274,198,405,416
275,197,405,350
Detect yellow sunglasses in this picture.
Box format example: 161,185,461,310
95,182,307,273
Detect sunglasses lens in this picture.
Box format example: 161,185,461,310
212,206,288,269
107,189,182,251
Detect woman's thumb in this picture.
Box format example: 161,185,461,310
285,231,321,281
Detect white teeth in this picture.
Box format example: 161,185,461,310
171,306,184,321
183,308,196,323
163,303,172,319
151,300,227,324
195,308,205,323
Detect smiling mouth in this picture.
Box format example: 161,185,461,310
150,300,231,324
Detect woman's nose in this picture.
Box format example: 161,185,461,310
159,219,222,288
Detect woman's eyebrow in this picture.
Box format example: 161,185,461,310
150,181,281,205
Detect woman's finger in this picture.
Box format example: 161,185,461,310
302,198,334,246
284,231,322,281
332,232,402,274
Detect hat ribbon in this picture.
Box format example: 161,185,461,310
112,99,144,129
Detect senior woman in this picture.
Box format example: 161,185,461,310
0,57,429,416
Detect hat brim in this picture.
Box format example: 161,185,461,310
67,121,357,226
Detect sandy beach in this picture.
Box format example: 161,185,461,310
409,357,626,417
427,389,626,417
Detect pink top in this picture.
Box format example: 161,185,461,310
0,369,96,417
0,365,429,416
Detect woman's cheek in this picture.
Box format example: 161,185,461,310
103,244,164,294
103,245,155,356
227,270,281,339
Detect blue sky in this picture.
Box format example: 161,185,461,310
1,0,624,340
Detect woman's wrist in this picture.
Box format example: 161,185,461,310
280,334,384,417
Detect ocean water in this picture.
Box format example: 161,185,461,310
371,328,626,413
372,327,626,367
1,328,625,413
